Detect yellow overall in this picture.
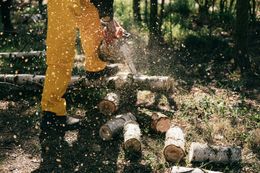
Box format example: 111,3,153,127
41,0,107,115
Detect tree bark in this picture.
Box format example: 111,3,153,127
138,108,171,133
0,51,45,59
144,0,148,24
98,92,120,116
99,112,137,140
163,126,185,162
235,0,251,75
149,0,160,47
158,0,165,36
123,120,142,153
0,73,175,92
188,142,242,163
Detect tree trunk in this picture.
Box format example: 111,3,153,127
235,0,251,75
250,0,256,23
144,0,149,24
158,0,165,36
163,126,185,162
133,0,142,22
0,0,13,33
188,142,242,163
149,0,160,47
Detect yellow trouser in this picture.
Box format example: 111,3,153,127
41,0,107,115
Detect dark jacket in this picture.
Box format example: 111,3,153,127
91,0,114,18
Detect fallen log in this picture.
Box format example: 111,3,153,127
163,126,185,162
108,72,175,92
0,51,45,59
170,166,222,173
123,120,142,153
99,112,136,140
0,72,175,92
138,108,171,133
188,142,242,163
98,92,120,116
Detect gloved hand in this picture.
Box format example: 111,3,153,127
102,18,129,44
99,18,130,62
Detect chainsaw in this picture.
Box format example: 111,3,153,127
99,20,137,74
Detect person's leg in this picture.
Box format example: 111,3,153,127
76,2,119,79
40,0,76,169
76,2,107,72
41,0,76,116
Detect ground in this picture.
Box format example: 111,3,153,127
0,2,260,172
0,44,259,172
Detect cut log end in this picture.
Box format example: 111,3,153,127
99,125,113,140
153,117,171,133
164,145,185,162
98,100,117,115
124,138,142,152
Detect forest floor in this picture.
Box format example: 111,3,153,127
0,35,259,172
0,5,260,173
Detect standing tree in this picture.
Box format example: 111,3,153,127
133,0,142,22
149,0,161,47
144,0,149,24
235,0,252,76
0,0,13,34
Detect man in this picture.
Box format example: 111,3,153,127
39,0,118,170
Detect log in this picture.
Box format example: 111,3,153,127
108,72,175,92
98,92,120,116
0,51,45,59
136,90,156,107
99,112,136,140
188,142,242,163
136,90,175,113
123,120,142,153
170,166,222,173
163,126,185,162
0,73,175,92
138,108,171,133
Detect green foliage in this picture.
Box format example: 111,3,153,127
171,0,194,16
